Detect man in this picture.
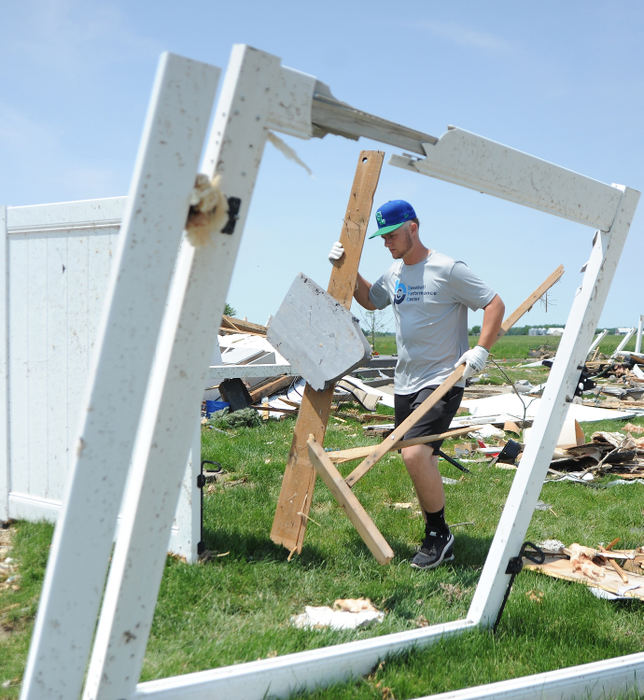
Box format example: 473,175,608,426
329,200,504,570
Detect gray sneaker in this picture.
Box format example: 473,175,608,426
411,530,454,570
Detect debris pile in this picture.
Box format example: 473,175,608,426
581,351,644,411
205,316,395,422
526,539,644,601
548,429,644,479
205,321,644,480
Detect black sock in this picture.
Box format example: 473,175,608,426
424,508,449,536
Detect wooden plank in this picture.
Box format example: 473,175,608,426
249,374,292,402
525,556,644,601
345,265,566,489
330,426,478,466
307,435,394,565
345,365,466,488
270,150,384,554
497,264,564,336
220,315,267,335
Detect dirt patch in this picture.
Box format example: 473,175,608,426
1,523,19,594
0,526,12,547
1,525,20,645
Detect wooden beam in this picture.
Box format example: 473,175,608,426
248,374,292,402
330,426,478,466
497,265,564,337
220,315,267,335
344,265,565,489
307,436,394,565
270,150,384,554
344,365,466,488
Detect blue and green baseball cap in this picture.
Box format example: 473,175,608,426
368,200,417,238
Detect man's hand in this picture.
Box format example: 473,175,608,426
328,241,344,262
456,345,489,380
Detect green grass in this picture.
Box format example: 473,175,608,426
2,366,644,697
371,331,639,361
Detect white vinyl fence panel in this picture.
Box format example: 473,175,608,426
1,197,200,560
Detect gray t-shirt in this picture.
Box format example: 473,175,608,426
369,251,496,393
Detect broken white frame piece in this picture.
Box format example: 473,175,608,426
21,53,221,700
20,45,641,700
635,314,643,354
611,326,635,358
423,652,644,699
390,126,624,230
587,328,608,357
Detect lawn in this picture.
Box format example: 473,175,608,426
1,339,643,698
372,330,638,360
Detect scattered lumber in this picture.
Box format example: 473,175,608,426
548,430,644,476
220,315,267,336
249,375,293,403
525,540,644,600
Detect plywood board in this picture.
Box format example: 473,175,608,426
267,272,371,391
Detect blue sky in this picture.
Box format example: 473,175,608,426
2,1,643,333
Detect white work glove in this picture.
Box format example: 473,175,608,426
456,345,489,380
328,240,345,262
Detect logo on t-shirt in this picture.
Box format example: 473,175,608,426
394,280,407,304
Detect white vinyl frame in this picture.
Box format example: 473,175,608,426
20,45,641,700
20,53,222,699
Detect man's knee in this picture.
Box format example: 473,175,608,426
401,444,436,472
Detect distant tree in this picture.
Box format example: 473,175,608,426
470,325,481,336
360,308,390,353
224,303,237,317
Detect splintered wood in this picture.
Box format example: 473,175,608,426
525,541,644,600
270,150,384,555
549,430,644,477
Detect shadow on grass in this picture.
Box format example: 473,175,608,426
201,525,331,567
201,526,494,580
453,532,494,568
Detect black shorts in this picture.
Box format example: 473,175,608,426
394,386,464,451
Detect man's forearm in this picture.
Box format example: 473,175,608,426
354,273,376,310
478,294,505,350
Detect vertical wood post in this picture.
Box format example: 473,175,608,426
270,150,384,554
